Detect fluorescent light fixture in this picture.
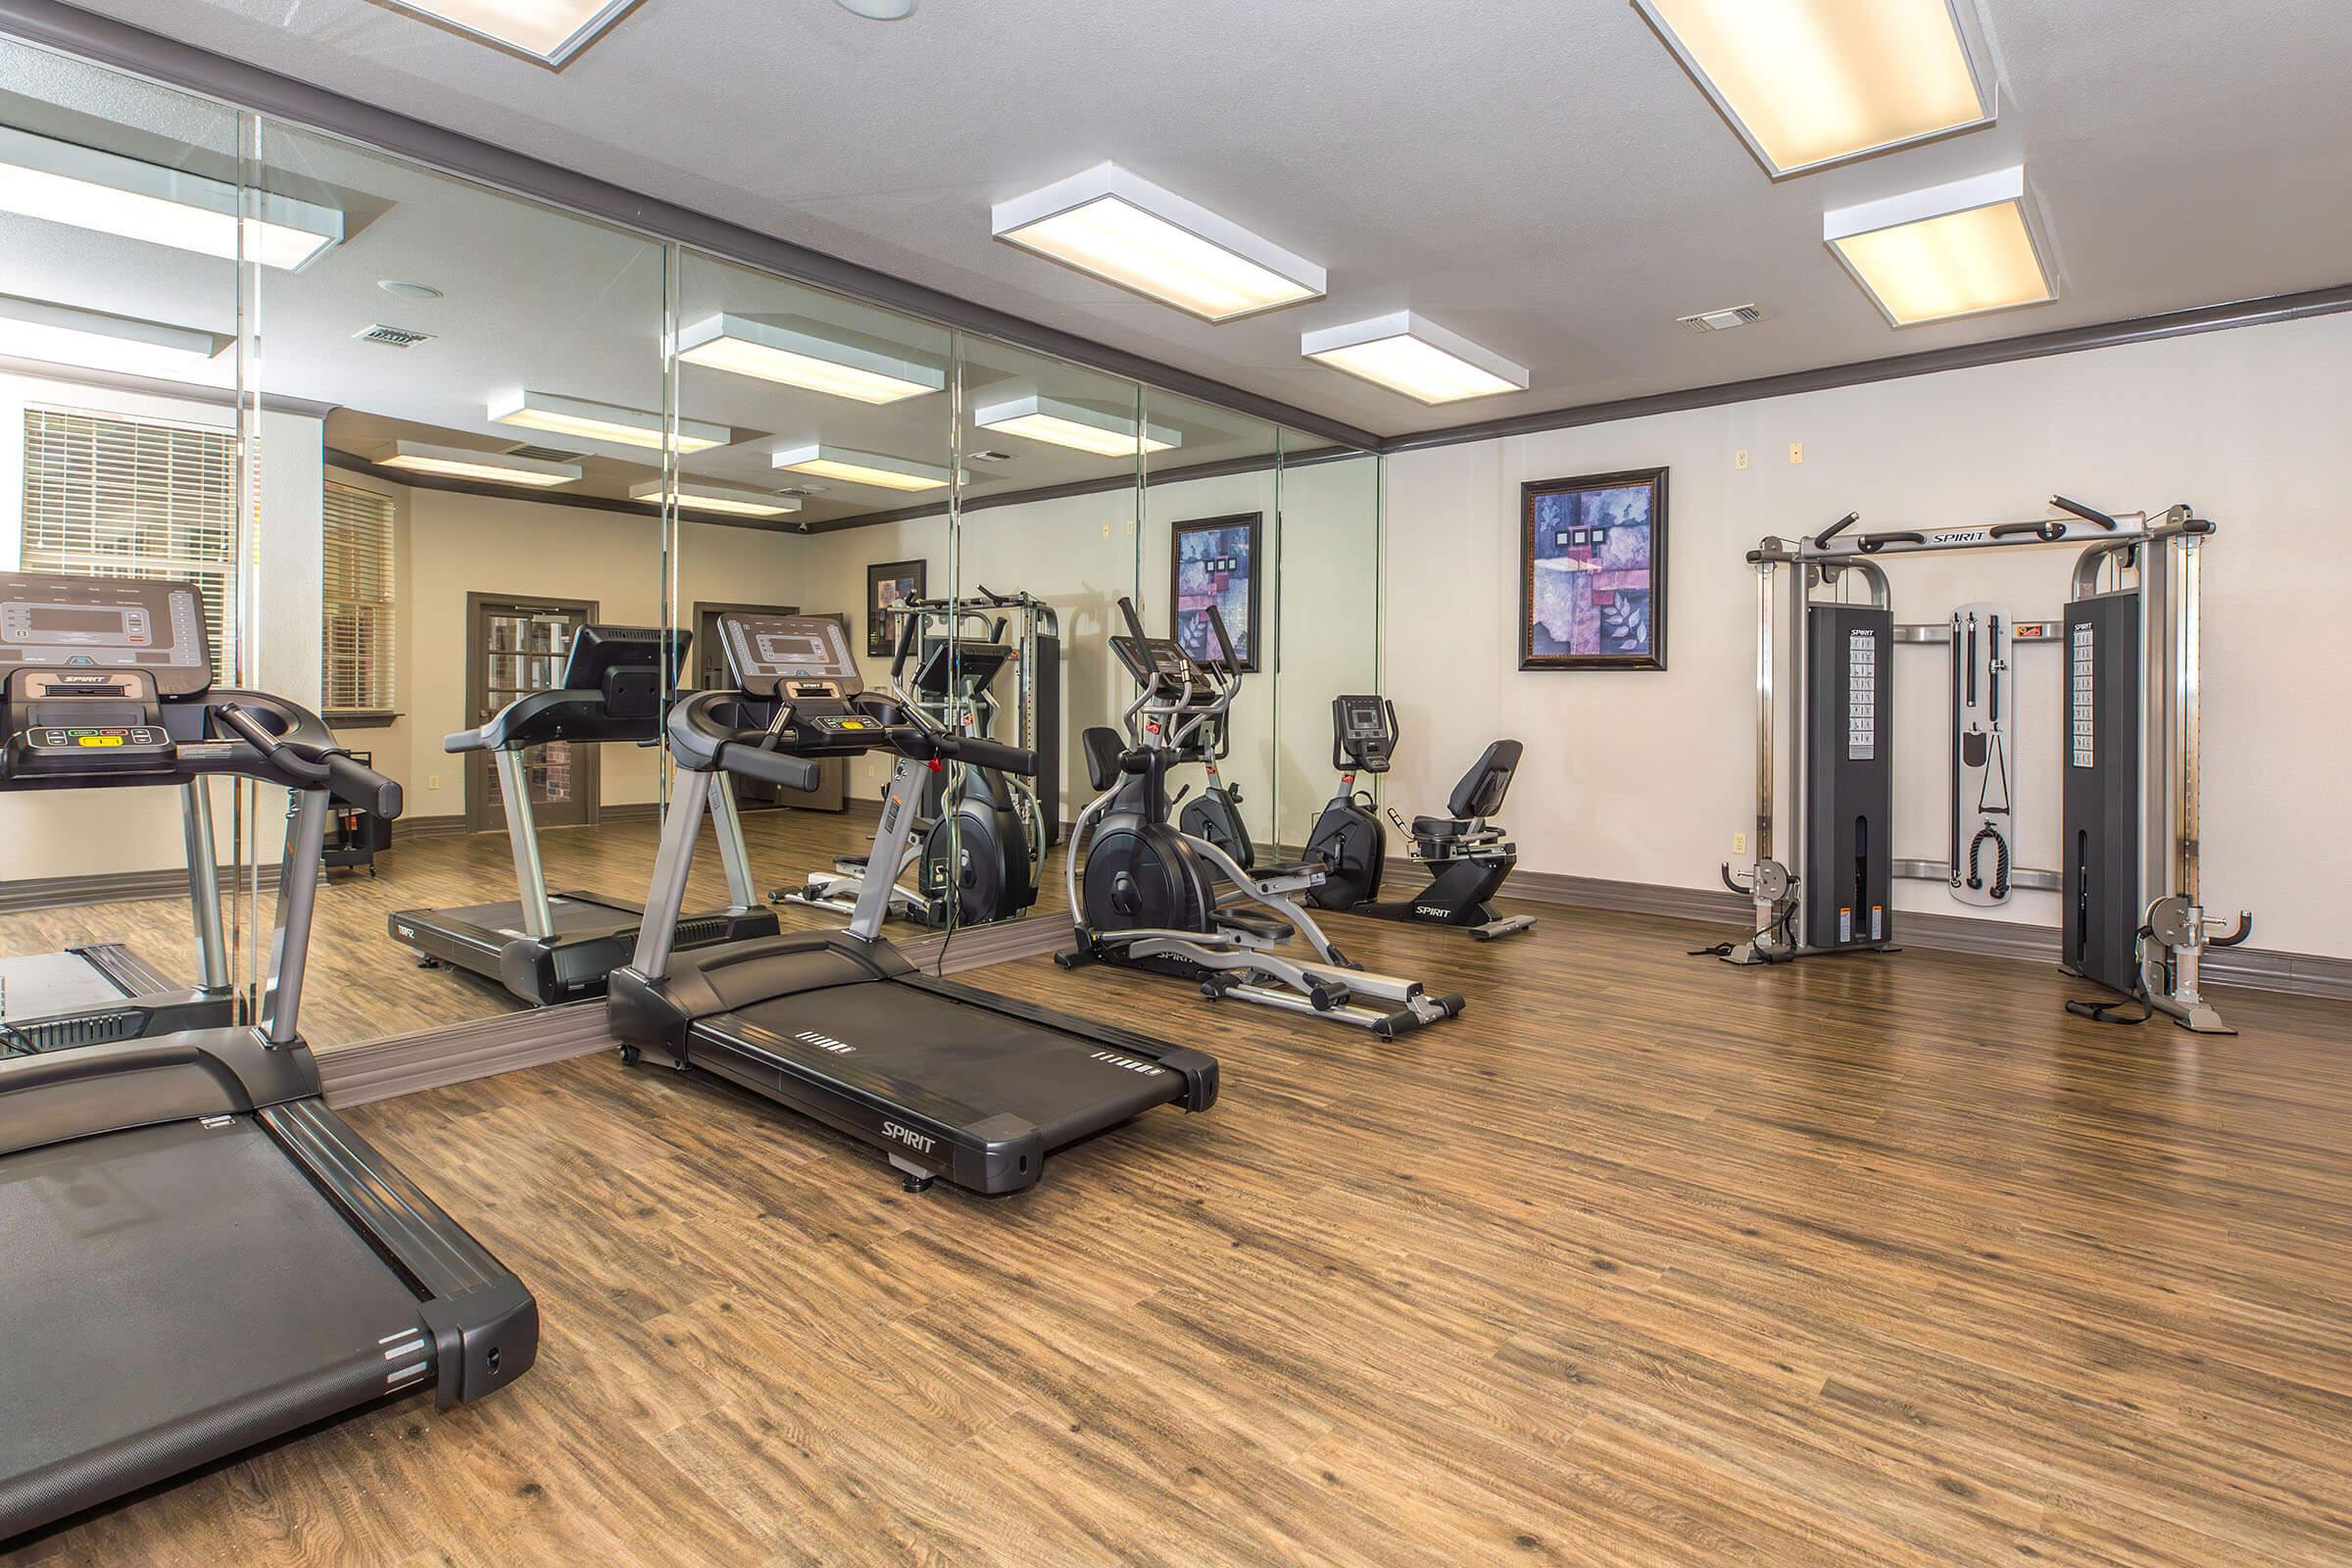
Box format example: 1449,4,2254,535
771,443,956,493
377,441,582,487
975,393,1179,458
1635,0,1995,176
1824,166,2056,326
489,389,730,453
0,124,343,270
673,313,945,405
0,293,229,378
371,0,640,66
629,479,802,518
1299,312,1528,405
992,162,1325,322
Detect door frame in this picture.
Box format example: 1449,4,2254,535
465,592,601,834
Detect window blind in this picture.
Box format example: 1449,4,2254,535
20,405,237,683
322,480,396,715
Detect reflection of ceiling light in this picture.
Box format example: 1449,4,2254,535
975,393,1179,458
1824,166,2056,326
0,293,230,378
379,279,442,300
673,313,944,404
377,441,581,486
629,479,802,517
372,0,639,66
1299,312,1528,405
0,124,343,270
992,162,1325,322
1635,0,1994,176
489,389,729,453
771,443,956,493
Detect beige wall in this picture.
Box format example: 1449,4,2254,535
392,486,803,821
1381,312,2352,959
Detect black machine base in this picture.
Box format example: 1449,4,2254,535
609,931,1216,1196
391,893,777,1005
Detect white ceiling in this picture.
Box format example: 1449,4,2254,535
20,0,2352,444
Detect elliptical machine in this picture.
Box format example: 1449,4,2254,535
1057,599,1462,1040
776,611,1041,926
1302,696,1536,942
1174,711,1253,873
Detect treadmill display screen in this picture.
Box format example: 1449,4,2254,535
720,612,860,696
27,608,130,636
757,632,831,665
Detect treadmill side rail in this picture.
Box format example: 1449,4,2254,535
262,1099,539,1406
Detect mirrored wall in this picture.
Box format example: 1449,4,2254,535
0,28,1383,1056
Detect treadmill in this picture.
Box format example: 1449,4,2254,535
0,598,237,1049
0,571,535,1542
390,623,777,1004
609,612,1217,1196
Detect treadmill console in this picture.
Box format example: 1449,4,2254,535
0,574,208,779
1332,694,1396,771
719,613,863,700
561,624,688,723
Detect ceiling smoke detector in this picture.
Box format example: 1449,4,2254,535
378,279,442,300
1678,304,1763,334
354,322,434,349
835,0,913,17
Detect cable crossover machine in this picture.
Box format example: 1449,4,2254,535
1715,496,2250,1033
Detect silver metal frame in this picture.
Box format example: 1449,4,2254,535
1721,505,2245,1032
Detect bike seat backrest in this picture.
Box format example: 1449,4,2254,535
1446,739,1522,821
1082,725,1125,792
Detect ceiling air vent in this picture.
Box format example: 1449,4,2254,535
504,444,584,463
354,322,435,349
966,450,1015,464
1677,304,1762,334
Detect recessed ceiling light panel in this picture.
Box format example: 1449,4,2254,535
372,0,642,66
0,124,343,270
488,388,730,453
673,313,945,404
1299,312,1528,405
377,440,582,487
0,293,230,378
993,162,1326,322
975,393,1180,458
628,479,803,517
771,442,956,493
1636,0,1995,176
1824,165,2056,326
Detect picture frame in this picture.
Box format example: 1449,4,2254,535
1169,512,1263,673
1519,467,1668,671
866,559,926,658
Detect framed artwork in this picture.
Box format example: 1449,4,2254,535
866,559,926,658
1520,467,1667,671
1169,512,1262,672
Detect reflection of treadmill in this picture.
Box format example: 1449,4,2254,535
610,612,1217,1196
388,625,778,1005
0,575,238,1053
0,571,535,1538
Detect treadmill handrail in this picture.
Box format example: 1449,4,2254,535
447,686,678,755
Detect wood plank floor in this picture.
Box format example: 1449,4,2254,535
7,876,2352,1564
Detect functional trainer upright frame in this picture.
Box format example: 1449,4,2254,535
1719,498,2249,1032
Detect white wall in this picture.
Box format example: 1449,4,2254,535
1381,313,2352,959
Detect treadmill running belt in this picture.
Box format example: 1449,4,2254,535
717,986,1182,1149
0,1117,430,1536
0,953,127,1021
427,893,639,941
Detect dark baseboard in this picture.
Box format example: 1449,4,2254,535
1506,868,2352,1002
0,862,282,914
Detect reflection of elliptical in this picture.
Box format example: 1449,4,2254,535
1302,696,1536,942
775,614,1040,926
1057,599,1463,1040
1174,710,1254,873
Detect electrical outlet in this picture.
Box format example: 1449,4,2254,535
1733,831,1747,856
427,773,441,791
1735,449,1749,470
1788,441,1804,465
